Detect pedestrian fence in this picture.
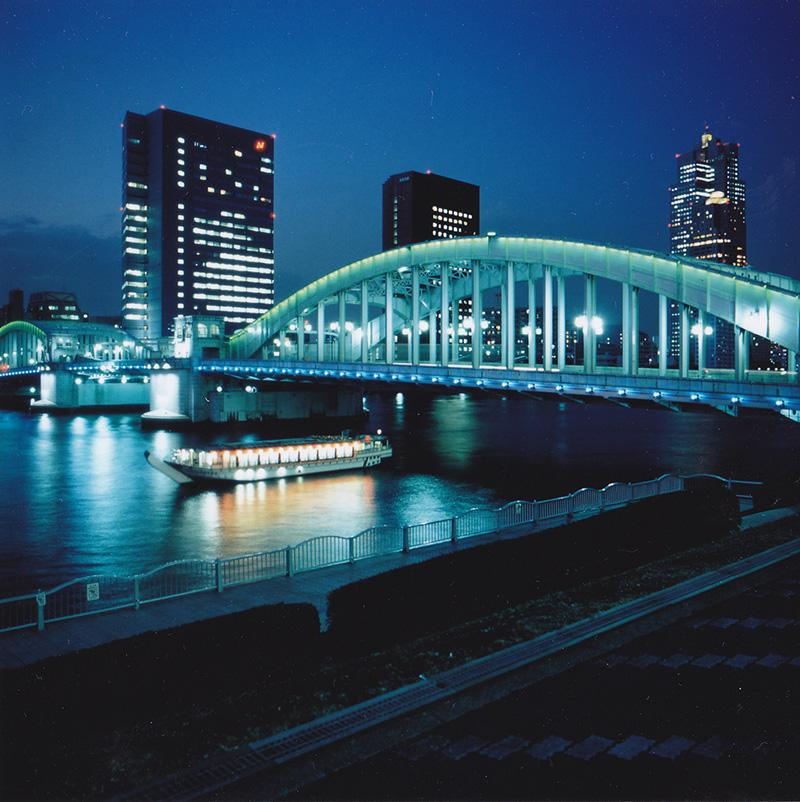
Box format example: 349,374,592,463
0,472,759,634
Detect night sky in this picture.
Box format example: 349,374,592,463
1,0,798,318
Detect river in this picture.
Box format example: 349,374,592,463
1,390,798,595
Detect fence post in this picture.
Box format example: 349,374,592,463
450,517,458,545
531,501,538,526
349,537,355,565
215,559,224,592
134,576,141,610
566,495,574,523
599,490,606,511
402,525,410,553
286,546,294,577
35,592,45,631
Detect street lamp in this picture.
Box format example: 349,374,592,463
574,315,604,335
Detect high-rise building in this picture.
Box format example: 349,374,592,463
668,129,746,368
382,170,479,251
122,108,275,344
669,128,746,265
27,291,83,321
0,289,24,326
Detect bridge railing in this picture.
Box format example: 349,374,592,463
1,472,760,634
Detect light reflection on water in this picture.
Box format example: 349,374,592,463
1,391,798,594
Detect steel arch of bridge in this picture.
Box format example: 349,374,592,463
229,236,800,381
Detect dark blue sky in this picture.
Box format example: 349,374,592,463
1,0,798,316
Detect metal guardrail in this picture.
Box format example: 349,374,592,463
0,472,756,634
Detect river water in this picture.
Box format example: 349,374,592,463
1,390,798,595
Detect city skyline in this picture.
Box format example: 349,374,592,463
1,0,798,317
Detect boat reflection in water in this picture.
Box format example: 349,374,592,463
164,471,381,557
145,432,392,485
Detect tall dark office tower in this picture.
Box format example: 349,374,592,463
382,170,479,251
668,129,746,367
122,108,275,343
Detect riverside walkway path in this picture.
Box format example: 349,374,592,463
1,503,793,671
0,507,600,670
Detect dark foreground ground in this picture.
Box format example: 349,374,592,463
294,561,800,801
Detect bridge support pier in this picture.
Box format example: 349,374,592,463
35,370,79,409
142,364,366,427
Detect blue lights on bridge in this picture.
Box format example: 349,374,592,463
2,357,799,419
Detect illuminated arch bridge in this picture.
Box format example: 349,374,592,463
224,236,800,416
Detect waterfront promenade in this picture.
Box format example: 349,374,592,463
1,503,794,671
0,512,577,669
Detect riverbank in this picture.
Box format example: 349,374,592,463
2,495,798,799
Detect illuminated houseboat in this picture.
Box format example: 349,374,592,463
145,433,392,485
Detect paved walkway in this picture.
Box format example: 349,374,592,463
0,512,583,669
1,505,794,671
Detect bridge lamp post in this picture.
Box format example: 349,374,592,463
328,321,340,362
574,315,604,369
419,320,430,362
690,323,714,373
344,321,355,362
401,326,411,362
